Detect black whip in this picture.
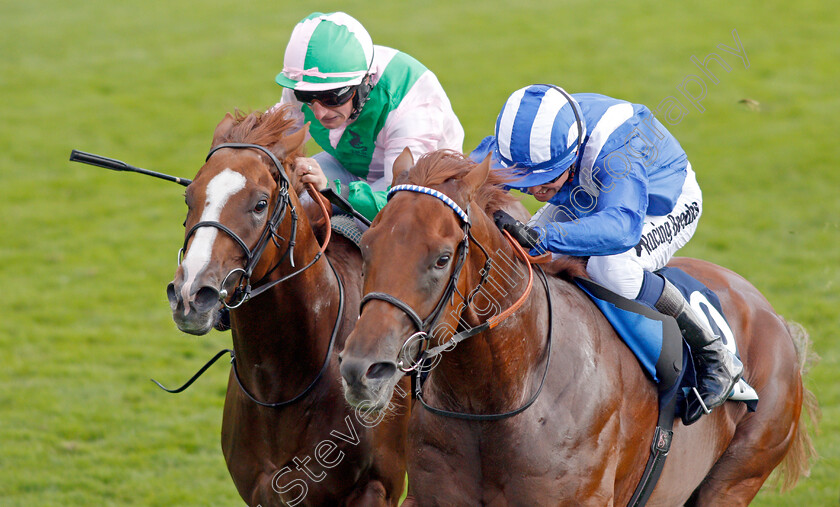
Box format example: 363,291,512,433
69,149,192,186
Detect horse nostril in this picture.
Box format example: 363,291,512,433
366,362,397,381
166,282,179,307
194,286,220,313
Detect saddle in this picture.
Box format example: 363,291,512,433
330,214,365,247
574,268,757,506
575,268,758,416
321,187,369,247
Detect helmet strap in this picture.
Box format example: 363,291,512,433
349,74,372,121
538,84,584,168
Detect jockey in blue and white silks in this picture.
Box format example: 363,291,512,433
474,84,742,425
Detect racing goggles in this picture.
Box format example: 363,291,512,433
294,86,356,107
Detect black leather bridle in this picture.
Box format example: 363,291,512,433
360,184,552,421
179,142,323,308
155,142,341,408
360,186,491,372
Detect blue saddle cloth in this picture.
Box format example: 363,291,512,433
575,267,758,414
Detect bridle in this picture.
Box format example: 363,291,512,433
360,185,487,364
155,142,342,408
360,184,553,421
179,142,327,308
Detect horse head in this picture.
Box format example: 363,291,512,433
339,149,519,410
166,107,308,335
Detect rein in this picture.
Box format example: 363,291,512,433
243,183,332,302
416,267,552,421
153,257,345,408
154,142,340,407
418,230,536,362
362,184,551,420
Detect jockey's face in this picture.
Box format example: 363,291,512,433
528,170,570,202
308,99,355,129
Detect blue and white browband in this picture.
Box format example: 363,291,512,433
388,184,470,224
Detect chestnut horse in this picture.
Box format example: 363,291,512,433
166,106,409,506
338,150,817,505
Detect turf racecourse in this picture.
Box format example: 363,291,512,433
2,0,837,505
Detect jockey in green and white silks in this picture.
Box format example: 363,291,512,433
274,12,464,220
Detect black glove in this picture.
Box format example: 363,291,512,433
493,210,541,248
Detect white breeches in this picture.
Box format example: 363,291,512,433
587,164,703,299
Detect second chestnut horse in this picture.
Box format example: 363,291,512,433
339,149,816,505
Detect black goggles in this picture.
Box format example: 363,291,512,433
551,164,574,182
294,86,356,107
537,162,576,186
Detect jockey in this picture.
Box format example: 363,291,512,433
475,84,742,425
274,12,464,220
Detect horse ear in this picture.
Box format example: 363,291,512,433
462,154,491,197
275,122,309,159
212,113,236,147
392,147,414,183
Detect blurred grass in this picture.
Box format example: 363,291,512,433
1,0,837,505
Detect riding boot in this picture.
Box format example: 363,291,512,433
654,279,743,425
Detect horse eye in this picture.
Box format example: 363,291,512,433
435,255,451,269
254,200,268,213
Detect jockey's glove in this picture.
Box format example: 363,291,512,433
492,210,541,249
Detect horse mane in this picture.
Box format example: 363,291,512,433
544,256,589,281
209,105,331,235
405,150,517,214
405,150,589,281
214,105,305,160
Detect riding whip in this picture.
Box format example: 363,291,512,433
69,149,192,186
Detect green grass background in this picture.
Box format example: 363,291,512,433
2,0,837,505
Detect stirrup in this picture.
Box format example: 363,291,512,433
690,387,711,415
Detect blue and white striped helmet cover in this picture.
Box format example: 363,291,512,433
494,84,585,174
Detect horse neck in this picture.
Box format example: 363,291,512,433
229,197,339,396
428,215,550,411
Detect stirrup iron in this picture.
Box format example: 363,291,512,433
690,387,711,415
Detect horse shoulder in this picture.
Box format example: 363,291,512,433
547,275,655,398
544,276,659,481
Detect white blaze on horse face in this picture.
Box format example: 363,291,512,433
180,168,247,312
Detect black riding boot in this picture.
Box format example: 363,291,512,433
654,279,743,425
